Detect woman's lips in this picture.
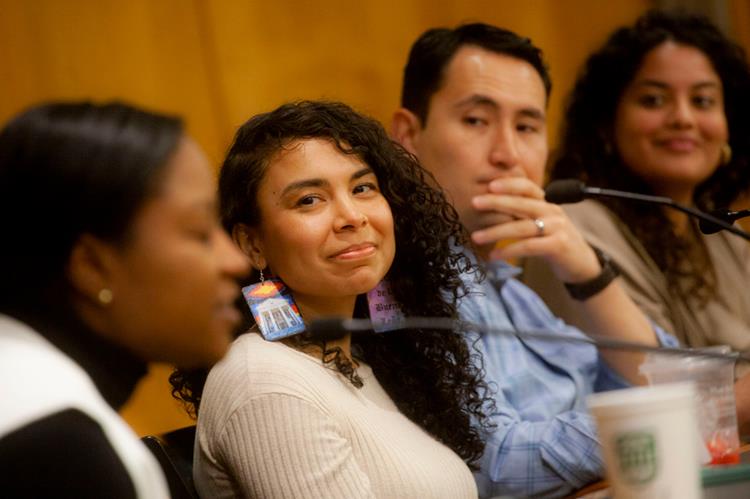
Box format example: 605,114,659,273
657,138,699,152
331,243,376,260
215,301,241,326
215,288,242,325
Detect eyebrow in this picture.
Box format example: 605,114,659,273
454,93,545,120
636,79,721,90
280,166,374,197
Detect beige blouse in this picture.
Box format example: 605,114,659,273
194,333,478,499
522,200,750,373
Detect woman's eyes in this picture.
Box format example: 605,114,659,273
636,93,718,109
187,225,215,245
295,195,322,207
293,183,378,207
692,95,717,108
353,182,378,195
637,94,665,108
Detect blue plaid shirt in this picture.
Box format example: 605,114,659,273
460,257,677,498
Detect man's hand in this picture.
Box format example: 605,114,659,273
470,176,601,283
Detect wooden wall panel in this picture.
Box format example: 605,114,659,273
0,0,226,163
731,0,750,51
200,0,649,150
6,0,709,437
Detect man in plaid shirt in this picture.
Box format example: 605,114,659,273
391,23,677,498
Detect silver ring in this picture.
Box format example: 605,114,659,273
533,218,545,237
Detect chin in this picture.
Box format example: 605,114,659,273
339,272,385,297
355,279,384,295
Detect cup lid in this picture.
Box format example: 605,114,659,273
638,346,735,375
587,382,696,417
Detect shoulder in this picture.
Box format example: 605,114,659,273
197,334,364,462
710,230,750,261
200,334,343,423
563,200,622,237
0,408,138,498
207,333,329,391
0,315,108,434
563,200,656,273
0,315,170,498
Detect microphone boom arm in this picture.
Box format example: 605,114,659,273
312,317,750,364
584,186,750,242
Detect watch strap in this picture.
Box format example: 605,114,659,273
563,246,620,301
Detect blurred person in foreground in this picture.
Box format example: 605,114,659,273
0,101,248,498
391,23,678,497
523,10,750,433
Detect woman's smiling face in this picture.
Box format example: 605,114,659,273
614,41,728,203
244,138,395,317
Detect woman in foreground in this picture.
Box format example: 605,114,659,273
0,101,248,497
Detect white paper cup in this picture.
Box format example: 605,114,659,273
588,383,702,499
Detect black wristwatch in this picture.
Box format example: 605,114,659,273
563,246,620,301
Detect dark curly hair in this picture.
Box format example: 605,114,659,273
170,100,494,467
551,9,750,306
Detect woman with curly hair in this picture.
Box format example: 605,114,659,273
524,10,750,363
171,100,493,498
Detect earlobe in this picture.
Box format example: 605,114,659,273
67,234,117,305
232,224,266,270
391,108,422,155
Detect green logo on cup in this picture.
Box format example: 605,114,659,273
615,431,658,484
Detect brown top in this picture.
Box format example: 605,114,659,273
522,200,750,375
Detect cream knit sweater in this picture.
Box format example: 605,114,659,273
194,333,477,498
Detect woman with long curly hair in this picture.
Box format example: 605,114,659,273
171,100,493,498
524,10,750,361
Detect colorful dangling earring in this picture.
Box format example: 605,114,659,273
241,268,305,341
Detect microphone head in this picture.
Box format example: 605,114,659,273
698,209,733,235
545,179,586,204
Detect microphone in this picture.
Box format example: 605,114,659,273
545,179,750,242
698,208,750,235
309,316,750,363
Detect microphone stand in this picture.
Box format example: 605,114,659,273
310,317,750,364
700,208,750,235
582,186,750,242
544,180,750,242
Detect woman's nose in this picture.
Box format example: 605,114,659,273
668,97,696,129
334,199,368,231
217,229,251,278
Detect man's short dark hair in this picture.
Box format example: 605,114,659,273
401,23,551,123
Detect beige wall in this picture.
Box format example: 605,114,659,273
8,0,748,436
